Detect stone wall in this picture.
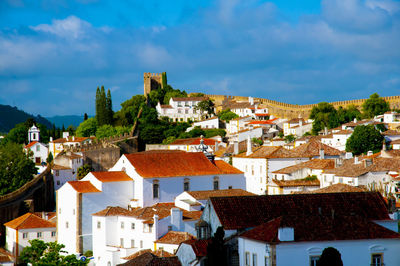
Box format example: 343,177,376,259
143,72,165,96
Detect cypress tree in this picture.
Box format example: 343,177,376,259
106,89,113,125
95,86,101,125
99,86,106,125
84,113,88,121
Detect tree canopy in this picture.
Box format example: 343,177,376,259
0,142,37,195
337,105,362,124
310,102,340,135
345,124,384,155
218,109,238,122
362,93,390,118
195,99,215,118
76,117,97,137
20,239,88,266
95,86,113,126
317,247,343,266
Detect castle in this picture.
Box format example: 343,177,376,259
143,72,166,96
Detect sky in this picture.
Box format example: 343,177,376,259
0,0,399,116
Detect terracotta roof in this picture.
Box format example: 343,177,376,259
333,130,353,135
290,140,341,157
179,239,210,257
170,138,216,146
33,212,57,221
0,248,13,263
382,130,400,136
68,181,101,193
248,120,274,125
209,192,389,230
390,139,400,144
272,179,320,187
52,164,72,170
93,203,202,223
119,252,181,266
214,160,243,174
24,141,38,149
4,213,55,229
234,146,293,159
226,102,253,109
155,231,196,244
172,97,208,102
297,183,366,194
240,215,400,243
287,118,305,124
187,189,254,200
51,136,91,143
215,141,247,157
124,151,241,178
121,249,174,260
160,105,173,108
272,159,335,174
91,171,132,182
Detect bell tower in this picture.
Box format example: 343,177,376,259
28,124,40,143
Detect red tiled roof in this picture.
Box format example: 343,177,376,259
290,140,341,157
234,146,293,158
160,105,173,108
272,179,320,187
255,113,270,117
240,215,400,243
209,192,389,230
68,181,101,193
125,151,240,178
170,138,216,146
155,231,196,244
33,212,57,221
119,252,181,266
295,184,366,194
248,120,274,125
24,141,38,149
91,171,132,182
0,248,13,263
382,130,400,136
187,189,254,200
121,249,174,260
214,160,243,174
180,239,210,257
272,159,335,174
4,213,55,229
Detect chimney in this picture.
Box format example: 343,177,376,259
249,96,254,105
354,156,359,164
299,120,303,127
63,132,69,139
319,148,325,160
354,118,357,123
234,141,239,155
246,136,252,156
278,227,294,242
364,158,373,167
153,214,159,237
345,152,353,159
50,137,53,142
72,136,75,141
382,140,387,151
170,208,182,231
367,150,373,156
324,127,328,135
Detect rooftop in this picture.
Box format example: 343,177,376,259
187,189,255,200
272,179,320,187
272,159,335,174
68,181,101,193
169,137,217,146
4,213,55,230
155,231,196,244
91,171,132,182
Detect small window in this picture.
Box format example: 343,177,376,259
131,223,135,230
66,222,69,228
131,239,135,248
184,178,190,191
73,209,75,215
140,240,143,248
245,252,250,266
36,145,40,152
121,221,124,229
120,238,124,247
168,225,172,231
56,180,60,185
252,253,257,266
213,177,219,190
55,170,59,176
371,254,383,266
153,180,159,199
309,256,319,266
23,233,28,239
97,221,101,229
37,232,42,238
251,165,254,175
59,208,61,214
51,231,56,237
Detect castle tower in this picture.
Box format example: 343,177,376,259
28,124,40,143
143,72,166,96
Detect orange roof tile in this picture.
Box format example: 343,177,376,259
125,151,239,178
187,189,255,200
382,130,400,136
155,231,196,244
91,171,132,182
68,181,101,193
170,138,216,146
4,213,55,230
214,160,243,174
24,141,38,149
272,159,335,174
272,179,320,187
290,140,341,157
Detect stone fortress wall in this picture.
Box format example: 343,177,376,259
143,72,165,96
206,94,400,119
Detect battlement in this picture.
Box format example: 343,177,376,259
143,72,163,78
143,72,166,96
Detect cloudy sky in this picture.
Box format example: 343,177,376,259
0,0,399,116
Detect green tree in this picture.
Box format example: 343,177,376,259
0,142,37,195
190,92,205,97
195,99,215,118
84,113,88,121
179,126,206,139
76,118,97,137
163,89,187,105
345,125,384,155
77,164,94,179
337,105,362,124
252,137,263,146
67,125,75,136
96,86,107,126
362,93,390,118
317,247,343,266
161,72,168,89
218,109,239,122
284,134,296,143
5,123,28,144
46,152,53,164
20,239,88,266
113,95,146,126
105,89,113,125
96,125,130,139
310,102,339,135
204,128,226,138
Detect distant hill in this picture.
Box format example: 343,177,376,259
45,115,87,128
0,104,53,133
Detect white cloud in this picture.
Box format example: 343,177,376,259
30,15,91,39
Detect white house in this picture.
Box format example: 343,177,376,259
227,116,252,135
49,134,93,157
383,130,400,143
226,97,269,119
186,117,220,131
156,97,210,122
283,118,307,136
197,192,399,266
320,130,353,151
24,141,48,165
4,212,56,262
175,239,209,266
57,150,245,254
154,231,196,254
52,151,83,190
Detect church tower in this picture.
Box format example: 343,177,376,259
28,124,40,143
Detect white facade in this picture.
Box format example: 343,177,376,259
321,131,353,151
52,166,74,190
28,124,40,143
235,127,263,143
156,97,209,122
227,116,252,135
24,142,48,165
238,237,400,266
188,117,220,131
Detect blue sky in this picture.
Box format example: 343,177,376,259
0,0,399,116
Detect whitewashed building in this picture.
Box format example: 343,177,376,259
227,116,252,135
24,141,48,165
186,116,220,131
156,97,210,122
320,130,353,151
52,151,83,190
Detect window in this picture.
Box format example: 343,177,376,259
140,240,143,248
73,209,75,215
23,233,28,239
184,178,190,191
120,238,124,247
121,221,124,229
245,252,250,266
131,223,135,230
37,232,42,238
213,177,219,190
59,208,61,214
252,253,257,266
66,222,69,228
97,221,101,229
251,165,254,175
131,239,135,248
371,254,383,266
56,180,60,185
309,256,319,266
144,224,153,233
228,186,232,189
55,170,59,176
168,226,172,231
51,231,56,237
338,177,343,183
153,180,159,199
36,145,40,152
